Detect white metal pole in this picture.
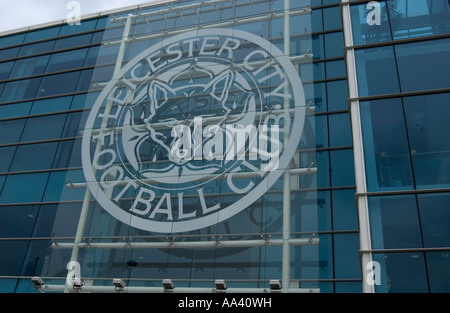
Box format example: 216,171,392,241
64,13,134,293
52,237,320,250
341,0,374,293
281,0,291,293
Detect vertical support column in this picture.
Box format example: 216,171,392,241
282,0,291,293
340,1,374,293
65,14,134,293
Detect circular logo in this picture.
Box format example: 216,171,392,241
82,28,306,233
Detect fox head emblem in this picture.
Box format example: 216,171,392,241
120,62,256,182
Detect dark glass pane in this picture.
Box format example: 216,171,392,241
18,41,55,57
355,46,400,97
20,114,67,142
30,96,73,115
0,33,25,48
61,112,82,138
59,19,97,36
42,170,86,202
395,38,450,92
46,49,88,72
0,78,41,102
373,252,428,293
23,28,60,43
404,93,450,188
426,252,450,293
392,0,450,39
0,101,32,119
333,233,360,279
0,205,39,237
332,189,358,230
0,46,20,60
418,193,450,248
0,146,16,172
10,142,59,171
0,61,13,80
0,119,26,144
324,32,344,58
328,113,352,147
330,149,355,187
9,55,50,79
0,241,29,275
360,98,413,191
52,139,82,168
368,195,422,249
54,34,92,50
0,172,49,204
323,6,342,30
37,71,81,97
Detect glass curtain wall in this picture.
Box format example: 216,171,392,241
0,0,361,293
346,0,450,293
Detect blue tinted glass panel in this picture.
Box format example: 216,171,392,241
43,170,86,202
0,173,49,204
52,139,82,168
0,146,16,172
32,203,81,237
373,252,428,293
96,17,108,29
404,93,450,188
395,38,450,93
0,78,41,102
84,46,100,66
355,46,400,97
30,96,73,115
0,47,20,60
23,27,60,43
46,49,88,72
426,252,450,293
332,189,358,230
418,193,450,248
37,71,81,97
20,114,66,142
61,112,82,138
350,1,392,45
328,113,352,147
0,241,29,275
18,41,55,57
330,149,355,187
0,62,13,80
76,69,94,92
0,101,32,119
393,0,450,39
0,205,38,237
0,33,25,48
10,142,59,171
58,19,97,36
368,195,422,249
324,32,344,58
54,33,92,51
9,55,50,79
326,60,346,78
0,119,26,144
327,80,348,111
333,233,360,279
360,98,414,191
323,6,342,30
0,279,18,293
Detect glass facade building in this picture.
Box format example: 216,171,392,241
0,0,448,293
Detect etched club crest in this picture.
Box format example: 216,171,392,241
82,28,306,233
